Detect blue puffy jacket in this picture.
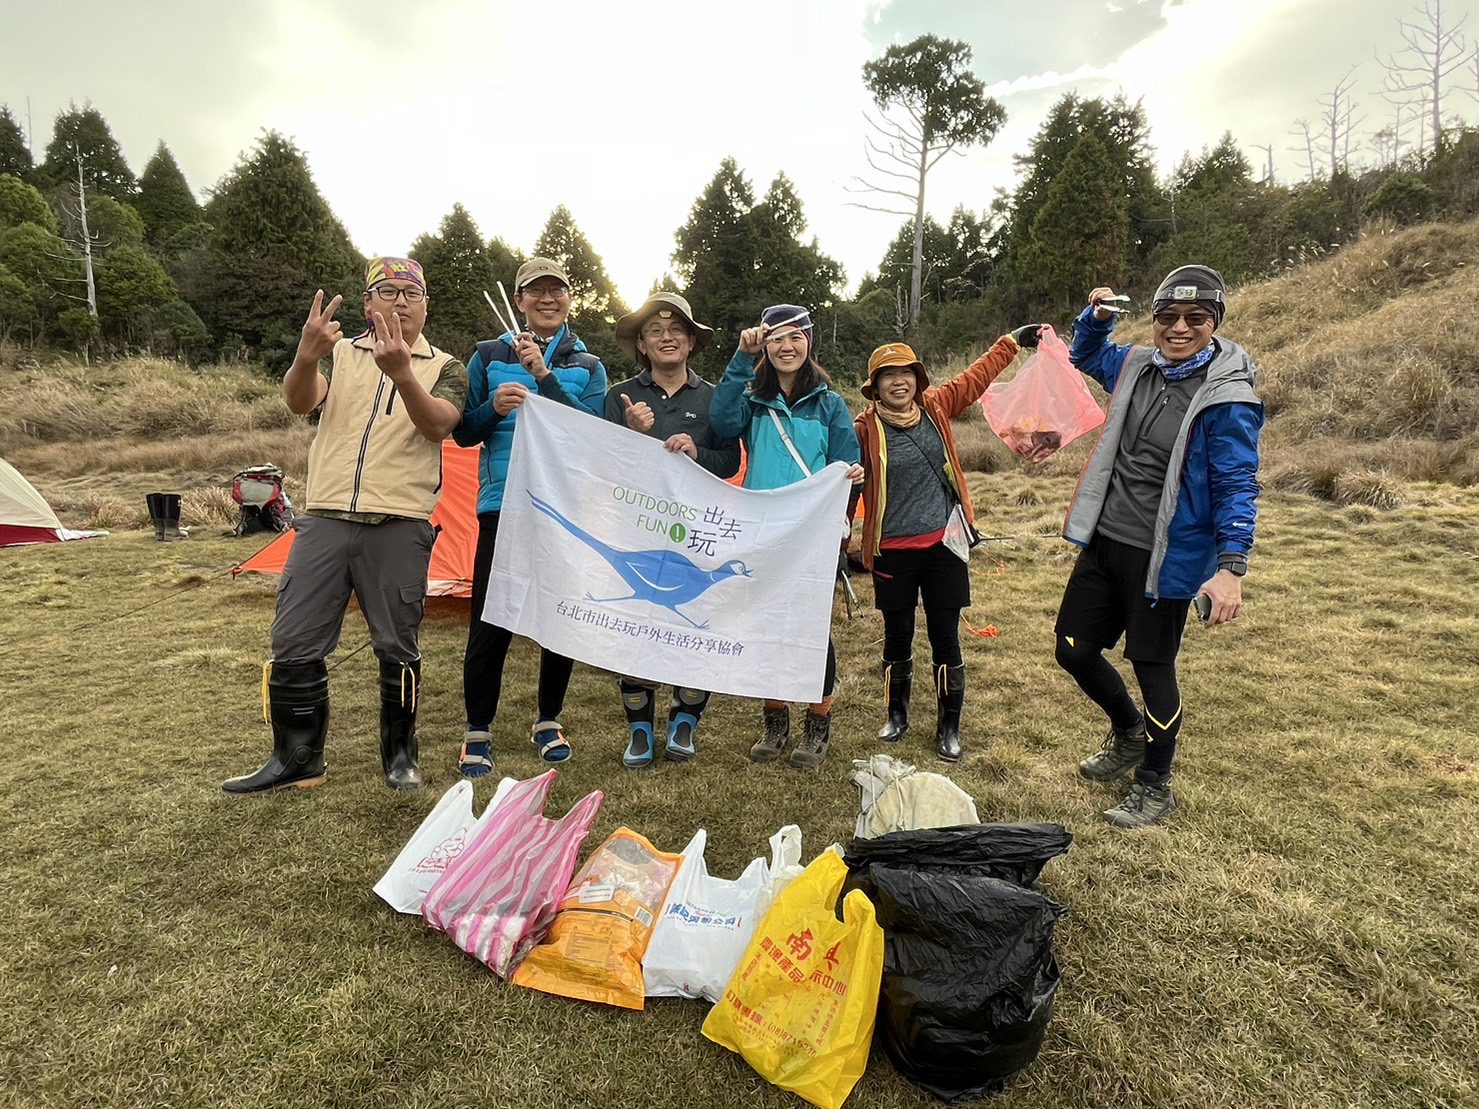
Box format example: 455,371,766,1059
1064,307,1263,600
710,351,860,490
454,325,607,513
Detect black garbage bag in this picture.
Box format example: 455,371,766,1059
844,823,1071,888
844,824,1072,1102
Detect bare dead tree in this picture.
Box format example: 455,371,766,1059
1378,0,1472,149
1288,119,1318,180
1251,142,1275,183
1318,66,1364,174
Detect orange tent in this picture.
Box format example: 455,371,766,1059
234,442,481,597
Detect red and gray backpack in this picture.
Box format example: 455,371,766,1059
230,465,295,536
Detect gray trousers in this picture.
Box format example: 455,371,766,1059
269,514,435,666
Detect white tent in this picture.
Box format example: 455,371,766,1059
0,458,106,547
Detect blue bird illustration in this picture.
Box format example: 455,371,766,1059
528,491,751,629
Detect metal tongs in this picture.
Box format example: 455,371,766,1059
1095,294,1131,316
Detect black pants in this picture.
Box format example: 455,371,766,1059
464,511,574,727
1054,535,1188,780
881,606,962,668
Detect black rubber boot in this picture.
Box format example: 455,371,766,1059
934,663,965,762
223,660,329,794
145,493,167,541
161,492,187,541
877,657,911,743
380,657,423,790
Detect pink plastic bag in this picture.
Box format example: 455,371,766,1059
422,769,604,979
980,325,1105,463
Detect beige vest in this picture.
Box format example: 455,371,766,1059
305,333,452,519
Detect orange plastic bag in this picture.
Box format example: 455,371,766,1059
980,325,1105,462
702,850,884,1109
511,827,681,1010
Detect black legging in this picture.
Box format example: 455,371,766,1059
464,511,574,727
881,606,962,668
1054,637,1182,778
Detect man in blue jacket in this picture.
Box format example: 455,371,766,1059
453,257,608,771
1055,265,1262,828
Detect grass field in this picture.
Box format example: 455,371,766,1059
3,469,1476,1108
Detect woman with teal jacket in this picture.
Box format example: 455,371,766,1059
710,303,862,770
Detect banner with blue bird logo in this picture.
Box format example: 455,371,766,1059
482,394,852,702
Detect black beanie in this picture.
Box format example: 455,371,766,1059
1153,264,1227,326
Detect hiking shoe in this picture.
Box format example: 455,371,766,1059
622,724,656,769
789,711,832,770
1103,777,1178,829
1079,719,1147,782
751,705,790,763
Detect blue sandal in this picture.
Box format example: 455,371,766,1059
458,729,494,778
532,720,571,763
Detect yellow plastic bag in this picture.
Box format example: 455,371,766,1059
702,849,884,1109
511,827,680,1010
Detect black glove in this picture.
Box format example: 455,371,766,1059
1011,324,1047,349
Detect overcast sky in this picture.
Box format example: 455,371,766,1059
1,0,1462,306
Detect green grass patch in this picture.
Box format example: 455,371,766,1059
3,481,1477,1107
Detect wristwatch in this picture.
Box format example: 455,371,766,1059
1219,556,1248,577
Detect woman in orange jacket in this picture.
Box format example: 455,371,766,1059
852,326,1041,760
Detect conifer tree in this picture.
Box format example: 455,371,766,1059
410,203,496,359
533,205,627,370
134,143,201,247
38,105,136,200
0,107,32,181
1021,129,1132,310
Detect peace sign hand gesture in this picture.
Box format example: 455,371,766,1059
297,289,344,362
371,310,413,381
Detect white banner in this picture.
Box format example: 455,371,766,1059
483,394,851,702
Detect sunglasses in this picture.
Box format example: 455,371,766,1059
1153,310,1214,329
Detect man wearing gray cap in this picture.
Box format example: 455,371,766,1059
605,293,740,768
1054,264,1263,828
454,257,608,772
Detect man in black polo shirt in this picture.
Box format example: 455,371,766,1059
604,293,740,768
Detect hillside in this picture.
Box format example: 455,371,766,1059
1,217,1476,531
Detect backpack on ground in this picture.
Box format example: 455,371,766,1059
229,465,294,536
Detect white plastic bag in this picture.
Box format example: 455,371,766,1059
374,777,517,915
644,825,802,1002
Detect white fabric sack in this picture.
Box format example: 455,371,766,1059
644,824,802,1002
374,777,518,915
852,754,979,839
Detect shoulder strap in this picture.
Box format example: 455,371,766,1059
767,408,811,477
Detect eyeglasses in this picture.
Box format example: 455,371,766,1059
641,324,691,341
371,285,425,303
519,282,570,301
1153,310,1214,329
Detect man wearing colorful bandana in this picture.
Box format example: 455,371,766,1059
224,257,467,795
1055,264,1262,828
605,293,740,768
